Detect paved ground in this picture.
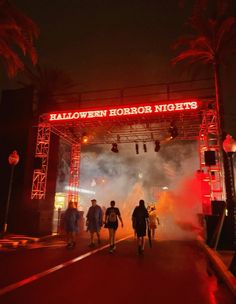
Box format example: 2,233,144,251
0,231,235,304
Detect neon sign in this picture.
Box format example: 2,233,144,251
48,99,199,122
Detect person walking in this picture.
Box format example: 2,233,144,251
104,200,123,253
148,205,160,239
86,199,103,247
64,200,80,248
132,199,149,255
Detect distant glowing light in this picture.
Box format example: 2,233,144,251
162,186,168,190
65,186,96,194
138,172,143,179
91,179,96,187
223,134,236,153
81,133,89,144
54,193,67,209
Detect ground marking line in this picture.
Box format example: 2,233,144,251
0,235,131,297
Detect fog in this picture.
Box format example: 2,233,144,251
57,140,206,240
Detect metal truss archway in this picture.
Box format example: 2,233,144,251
30,80,224,213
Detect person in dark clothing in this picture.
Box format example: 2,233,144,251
132,199,149,255
104,200,123,253
64,201,80,248
86,199,103,247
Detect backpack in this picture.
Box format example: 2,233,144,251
134,206,146,225
108,208,117,222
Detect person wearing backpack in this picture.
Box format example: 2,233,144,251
104,200,123,253
132,199,149,255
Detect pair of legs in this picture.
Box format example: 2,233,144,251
66,231,76,248
137,236,145,250
89,230,101,246
135,224,146,254
151,228,156,239
108,228,117,251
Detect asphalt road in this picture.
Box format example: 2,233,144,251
0,232,235,304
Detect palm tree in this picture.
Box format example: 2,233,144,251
173,6,236,136
19,65,79,114
173,0,236,248
0,0,39,78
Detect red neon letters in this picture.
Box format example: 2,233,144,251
49,100,199,122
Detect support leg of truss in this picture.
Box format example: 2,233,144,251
68,143,81,203
31,122,51,199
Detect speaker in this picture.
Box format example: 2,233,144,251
205,215,218,246
204,150,216,166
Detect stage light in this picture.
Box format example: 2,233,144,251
143,143,147,152
168,123,178,139
135,143,139,154
111,143,119,153
154,140,160,152
81,133,89,144
138,172,143,179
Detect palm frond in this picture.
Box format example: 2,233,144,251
20,65,78,105
0,40,23,77
0,0,39,77
172,49,213,65
215,16,236,52
173,3,236,68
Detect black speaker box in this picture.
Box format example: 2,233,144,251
204,150,216,166
205,215,218,245
205,214,235,250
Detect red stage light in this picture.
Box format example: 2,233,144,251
81,134,89,144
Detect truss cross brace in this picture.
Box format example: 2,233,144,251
31,123,51,199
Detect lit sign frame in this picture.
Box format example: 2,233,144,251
48,99,200,122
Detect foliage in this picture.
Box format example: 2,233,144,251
173,0,236,68
19,65,78,111
0,0,39,77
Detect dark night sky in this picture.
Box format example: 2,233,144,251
6,0,198,89
3,0,236,133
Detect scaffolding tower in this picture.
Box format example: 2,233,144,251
199,108,224,213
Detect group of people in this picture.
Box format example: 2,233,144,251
64,198,160,255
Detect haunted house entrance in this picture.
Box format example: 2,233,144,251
30,80,224,233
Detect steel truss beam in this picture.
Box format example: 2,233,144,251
49,110,202,145
68,144,81,202
31,94,222,211
31,122,51,199
199,108,223,213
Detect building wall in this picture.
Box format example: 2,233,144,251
0,87,34,233
0,87,59,236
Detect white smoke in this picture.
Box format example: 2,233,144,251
57,140,205,239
